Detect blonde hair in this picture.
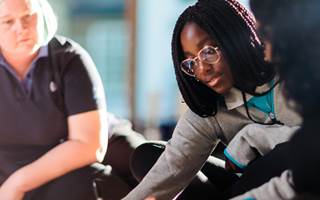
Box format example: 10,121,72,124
32,0,58,45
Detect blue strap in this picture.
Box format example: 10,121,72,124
247,82,275,117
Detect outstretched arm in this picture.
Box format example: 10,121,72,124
123,110,219,200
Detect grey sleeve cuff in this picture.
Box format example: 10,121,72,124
226,124,299,168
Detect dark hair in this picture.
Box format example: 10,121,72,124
172,0,274,117
250,0,320,116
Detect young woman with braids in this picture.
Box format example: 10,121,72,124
123,0,301,199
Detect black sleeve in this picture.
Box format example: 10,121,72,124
62,44,106,116
290,120,320,195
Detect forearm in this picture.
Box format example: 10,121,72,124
124,116,218,199
5,139,99,193
124,142,214,200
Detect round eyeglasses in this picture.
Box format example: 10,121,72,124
180,45,220,77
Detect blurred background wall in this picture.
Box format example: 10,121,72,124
49,0,249,139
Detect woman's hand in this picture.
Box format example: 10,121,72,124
0,174,25,200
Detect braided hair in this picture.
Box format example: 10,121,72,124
172,0,275,117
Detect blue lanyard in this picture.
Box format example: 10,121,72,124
242,80,284,125
247,89,274,114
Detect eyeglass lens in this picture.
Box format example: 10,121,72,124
180,46,219,76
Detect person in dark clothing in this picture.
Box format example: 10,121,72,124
0,0,108,199
250,0,320,197
95,112,147,200
228,0,320,199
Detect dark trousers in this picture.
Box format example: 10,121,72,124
24,164,100,200
103,133,146,188
23,163,133,200
99,131,147,199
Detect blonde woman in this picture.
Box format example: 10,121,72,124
0,0,107,199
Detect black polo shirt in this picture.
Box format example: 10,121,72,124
0,36,105,183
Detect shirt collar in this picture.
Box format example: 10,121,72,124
0,45,48,65
224,87,253,110
28,45,49,70
224,82,275,110
0,45,48,78
37,45,49,58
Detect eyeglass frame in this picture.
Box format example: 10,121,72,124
180,45,221,77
